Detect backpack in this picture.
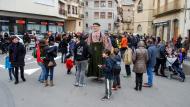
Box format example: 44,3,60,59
123,48,132,65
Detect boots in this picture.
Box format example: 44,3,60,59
50,80,54,87
134,81,138,91
139,81,142,91
44,80,49,87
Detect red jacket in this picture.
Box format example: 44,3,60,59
66,58,74,70
36,44,44,63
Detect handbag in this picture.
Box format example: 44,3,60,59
48,60,56,67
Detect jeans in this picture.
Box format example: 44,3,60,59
38,63,46,81
125,65,131,76
105,78,112,98
147,67,154,86
45,67,54,81
8,68,15,80
75,60,88,85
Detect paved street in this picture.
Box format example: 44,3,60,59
0,51,190,107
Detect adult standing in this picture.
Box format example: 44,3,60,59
132,41,148,91
86,23,111,78
120,34,128,59
74,35,91,87
9,36,26,84
43,39,58,87
143,38,157,87
154,37,167,77
23,33,31,51
59,35,68,63
182,37,190,57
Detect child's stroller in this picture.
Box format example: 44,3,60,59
166,56,185,82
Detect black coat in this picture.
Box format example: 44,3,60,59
9,42,26,67
74,40,91,61
43,45,58,67
58,39,68,54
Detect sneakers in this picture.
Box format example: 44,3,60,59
74,83,79,87
143,83,152,88
101,96,109,101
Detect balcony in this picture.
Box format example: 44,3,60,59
154,0,183,17
59,9,67,16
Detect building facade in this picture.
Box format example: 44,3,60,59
84,0,118,33
133,0,154,35
121,0,134,33
153,0,186,42
0,0,84,35
64,0,84,33
184,0,190,39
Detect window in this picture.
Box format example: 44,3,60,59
137,0,143,13
86,1,88,6
86,23,88,28
100,12,106,19
85,12,88,17
137,24,142,32
94,12,99,19
72,6,75,14
94,1,99,7
100,1,106,7
108,1,112,8
108,23,111,30
68,5,71,14
79,22,81,27
107,12,112,19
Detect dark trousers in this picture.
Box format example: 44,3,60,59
45,67,54,81
125,65,131,76
113,69,121,88
14,66,25,82
105,78,112,98
135,73,143,90
61,52,67,63
120,48,127,59
154,58,166,76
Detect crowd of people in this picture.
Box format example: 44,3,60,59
1,22,190,101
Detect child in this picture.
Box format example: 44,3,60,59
5,56,14,81
112,48,121,90
65,54,74,74
98,49,113,101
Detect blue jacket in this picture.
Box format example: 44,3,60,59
147,44,157,67
102,57,114,80
5,56,12,69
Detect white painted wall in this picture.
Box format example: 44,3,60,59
0,0,65,19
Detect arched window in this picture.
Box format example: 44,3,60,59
137,24,142,32
137,0,143,13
